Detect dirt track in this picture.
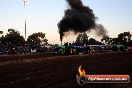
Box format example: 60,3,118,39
0,52,132,88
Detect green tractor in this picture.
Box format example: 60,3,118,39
57,45,66,55
55,44,71,55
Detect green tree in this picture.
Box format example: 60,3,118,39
101,36,113,45
0,31,4,44
27,32,48,47
76,34,82,45
101,36,109,44
123,32,131,42
4,29,25,45
118,32,131,45
89,38,103,45
111,38,118,44
82,33,89,44
76,33,89,45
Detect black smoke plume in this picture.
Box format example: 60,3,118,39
58,0,107,42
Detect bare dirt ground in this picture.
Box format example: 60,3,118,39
0,52,132,88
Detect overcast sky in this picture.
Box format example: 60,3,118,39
0,0,132,44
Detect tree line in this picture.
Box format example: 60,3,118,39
75,32,132,47
0,29,48,54
101,32,132,47
0,28,132,54
75,33,103,45
1,29,131,47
